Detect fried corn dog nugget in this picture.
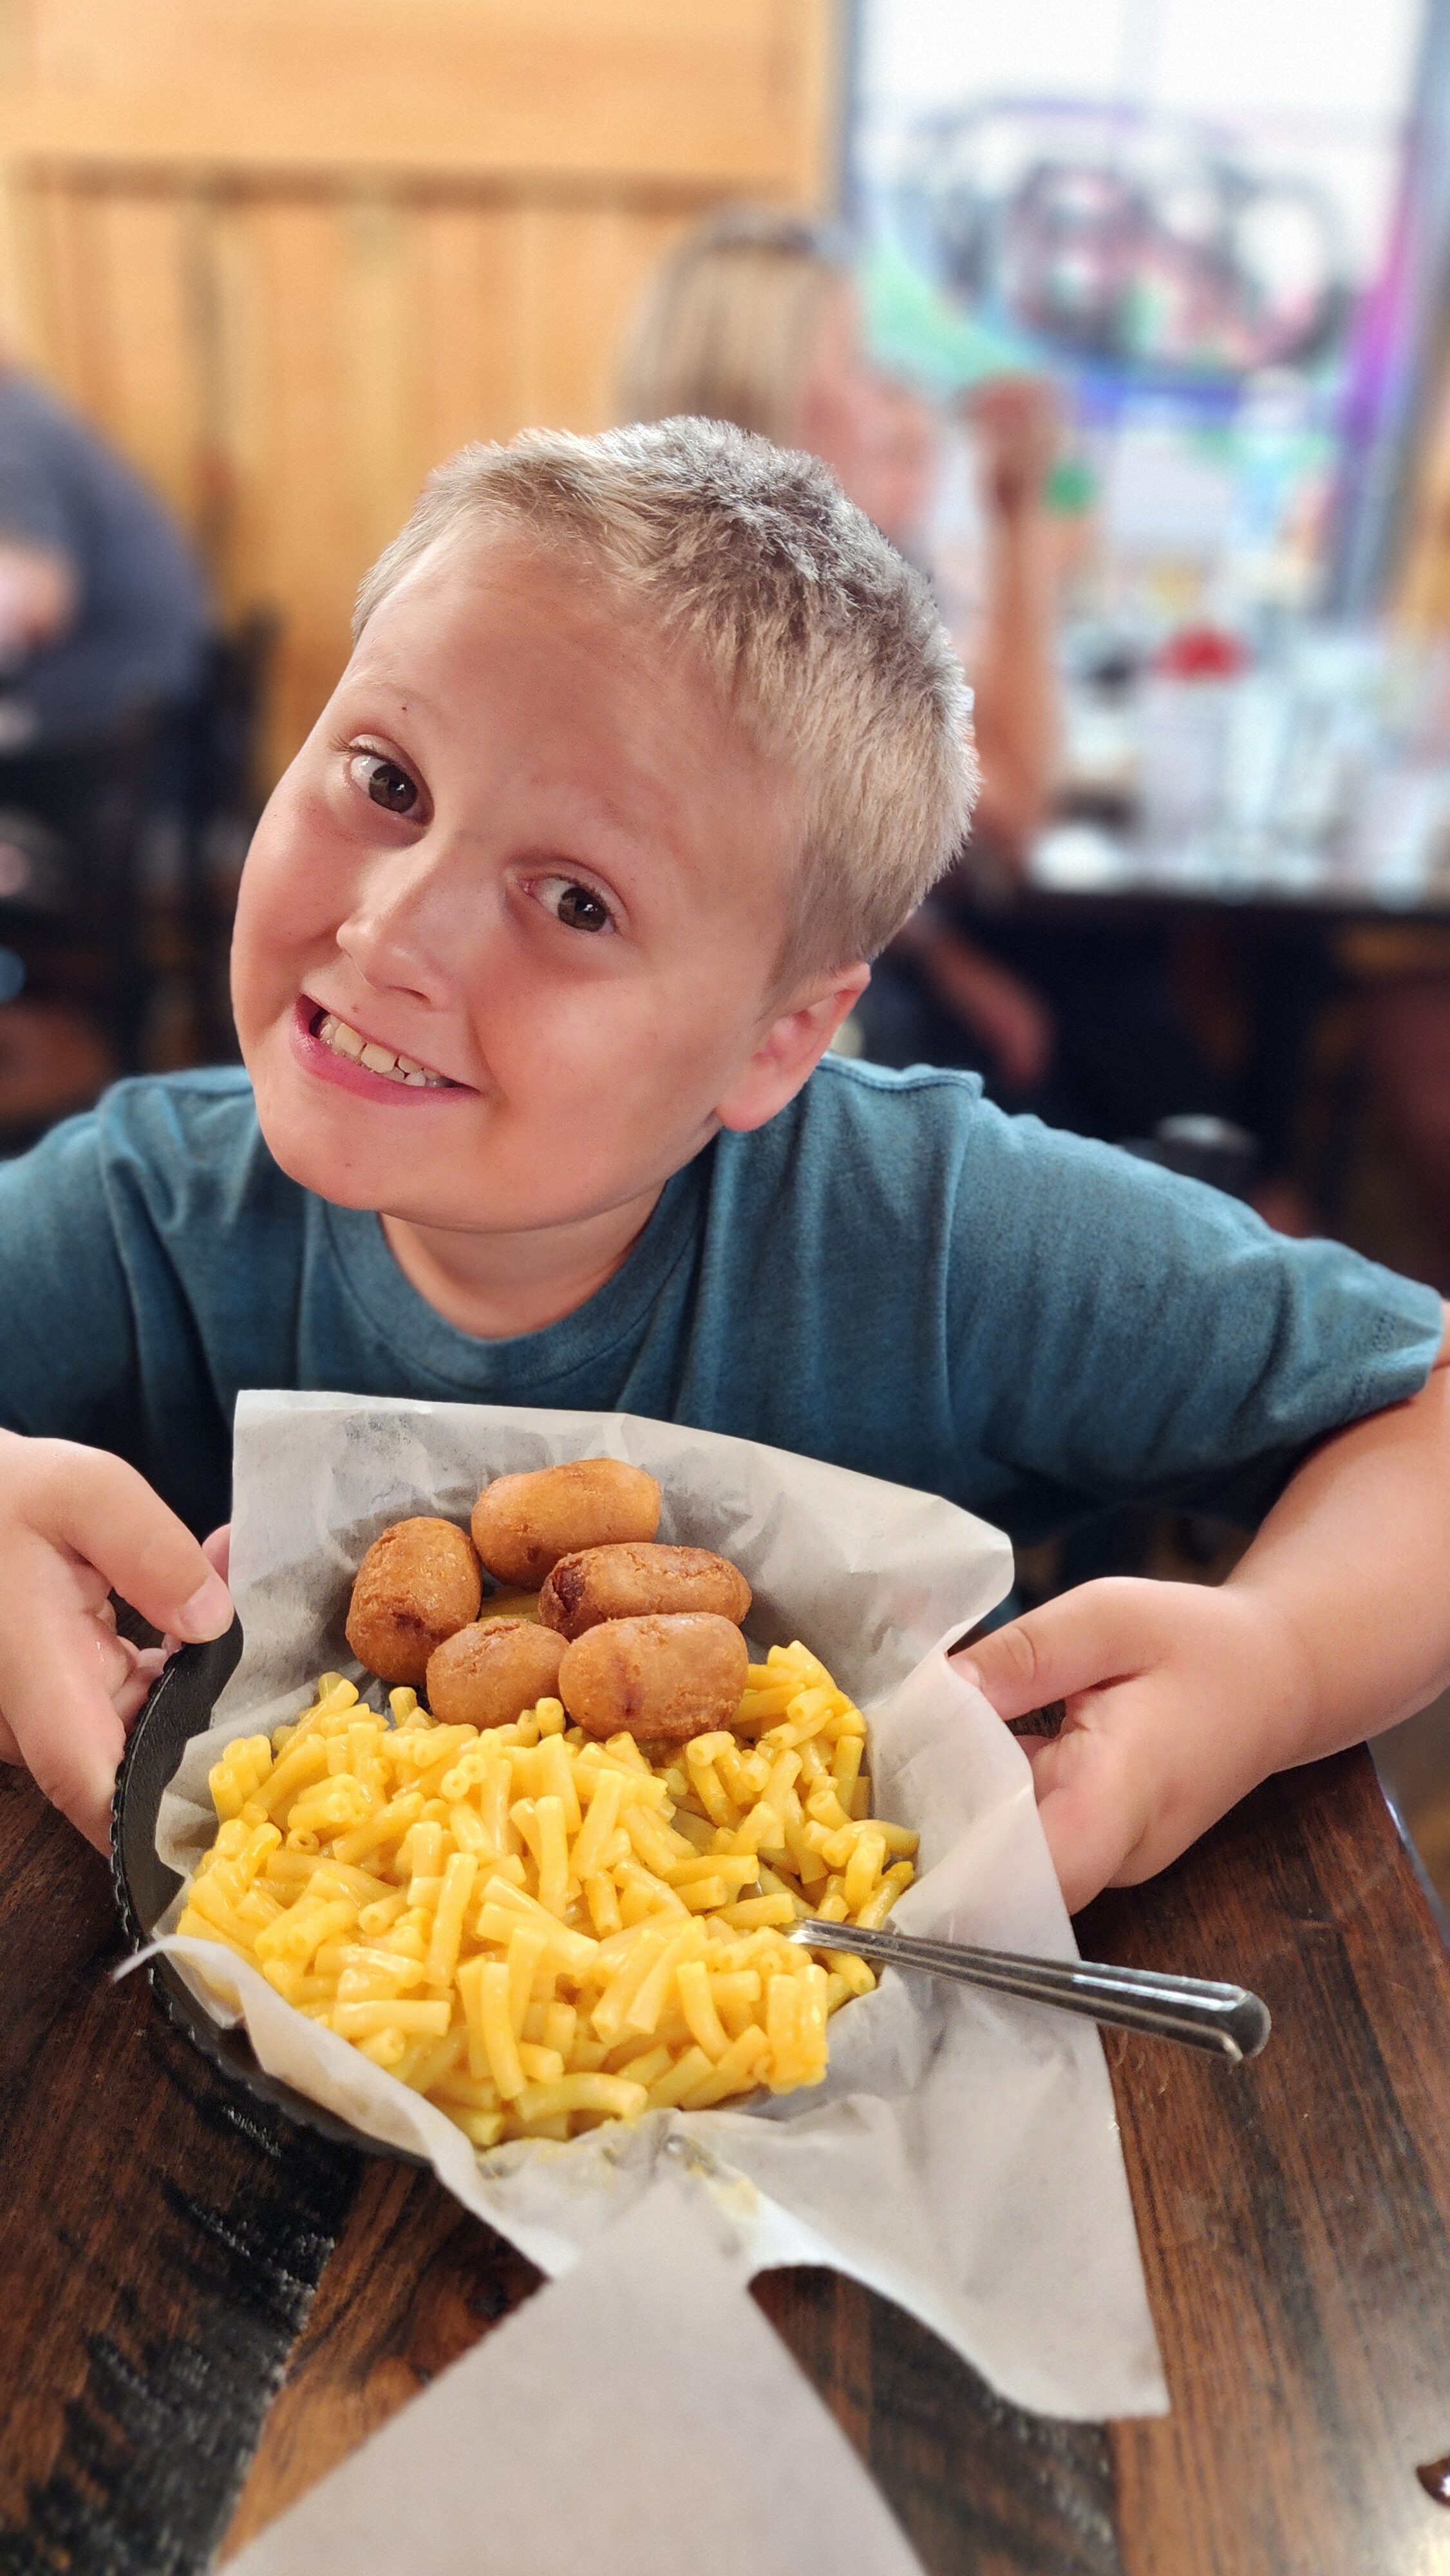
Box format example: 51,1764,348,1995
426,1617,566,1729
558,1613,749,1745
471,1459,661,1586
539,1541,752,1640
344,1517,482,1687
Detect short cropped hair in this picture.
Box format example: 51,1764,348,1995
354,418,976,981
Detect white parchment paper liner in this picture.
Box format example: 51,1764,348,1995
229,2174,928,2576
151,1391,1166,2421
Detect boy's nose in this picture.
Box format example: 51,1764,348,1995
335,840,478,1003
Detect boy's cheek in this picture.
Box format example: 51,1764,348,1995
232,837,344,1022
228,887,287,1055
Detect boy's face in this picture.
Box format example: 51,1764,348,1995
232,529,851,1238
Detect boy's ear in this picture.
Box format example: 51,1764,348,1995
715,962,871,1134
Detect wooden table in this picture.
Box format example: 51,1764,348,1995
4,1743,1450,2576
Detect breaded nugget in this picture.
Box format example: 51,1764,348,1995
539,1541,751,1640
558,1613,749,1744
344,1517,481,1687
471,1458,661,1586
426,1617,566,1728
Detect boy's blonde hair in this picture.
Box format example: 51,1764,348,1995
354,417,975,981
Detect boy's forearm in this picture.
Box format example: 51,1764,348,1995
1226,1310,1450,1766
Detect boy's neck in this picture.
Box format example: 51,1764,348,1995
381,1186,664,1341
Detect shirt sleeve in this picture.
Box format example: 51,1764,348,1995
0,403,75,561
945,1101,1445,1542
0,1073,299,1535
0,1103,146,1452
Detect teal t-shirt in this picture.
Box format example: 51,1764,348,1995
0,1061,1440,1540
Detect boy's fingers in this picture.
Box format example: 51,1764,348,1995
1022,1725,1156,1915
202,1525,231,1584
953,1582,1156,1723
1035,1777,1140,1916
26,1444,232,1642
3,1616,130,1850
115,1644,167,1730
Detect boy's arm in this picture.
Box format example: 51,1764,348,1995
959,1309,1450,1911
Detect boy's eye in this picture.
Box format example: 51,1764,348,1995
535,875,616,935
351,752,420,815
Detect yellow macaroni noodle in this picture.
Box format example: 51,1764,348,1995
180,1642,916,2146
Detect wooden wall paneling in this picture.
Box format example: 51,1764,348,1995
541,198,713,430
89,188,202,529
0,132,39,358
8,0,819,193
234,194,373,764
773,0,844,202
399,192,697,478
403,198,532,477
523,198,639,430
0,163,45,373
187,184,247,594
0,0,843,772
21,174,97,408
344,190,412,573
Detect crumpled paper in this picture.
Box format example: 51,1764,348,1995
153,1390,1165,2420
228,2174,928,2576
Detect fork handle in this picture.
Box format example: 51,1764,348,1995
799,1920,1271,2063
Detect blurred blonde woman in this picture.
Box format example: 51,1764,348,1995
617,207,1060,1091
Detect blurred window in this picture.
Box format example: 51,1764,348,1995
852,0,1424,625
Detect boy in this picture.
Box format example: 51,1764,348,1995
1,420,1445,1915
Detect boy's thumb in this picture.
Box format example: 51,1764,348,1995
30,1446,232,1644
952,1584,1142,1723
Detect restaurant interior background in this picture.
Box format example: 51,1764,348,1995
3,0,1450,1901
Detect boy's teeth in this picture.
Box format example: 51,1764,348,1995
315,1011,447,1087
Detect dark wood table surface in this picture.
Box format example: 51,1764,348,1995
4,1741,1450,2576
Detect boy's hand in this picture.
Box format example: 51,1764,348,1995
955,1578,1313,1913
0,1432,234,1853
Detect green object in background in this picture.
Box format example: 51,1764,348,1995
861,233,1094,513
860,234,1038,397
1045,453,1096,516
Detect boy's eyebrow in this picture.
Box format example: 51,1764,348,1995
509,771,686,878
341,665,691,875
335,668,440,724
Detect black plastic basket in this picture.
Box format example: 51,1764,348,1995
110,1625,424,2165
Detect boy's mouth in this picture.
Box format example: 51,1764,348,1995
293,996,467,1097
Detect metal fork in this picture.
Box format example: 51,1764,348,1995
785,1918,1271,2062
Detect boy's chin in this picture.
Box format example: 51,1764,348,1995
260,1114,399,1212
249,1075,514,1230
247,1064,429,1213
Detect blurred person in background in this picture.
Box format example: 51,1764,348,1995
618,207,1060,1097
0,361,207,755
618,209,1227,1139
0,360,211,1132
